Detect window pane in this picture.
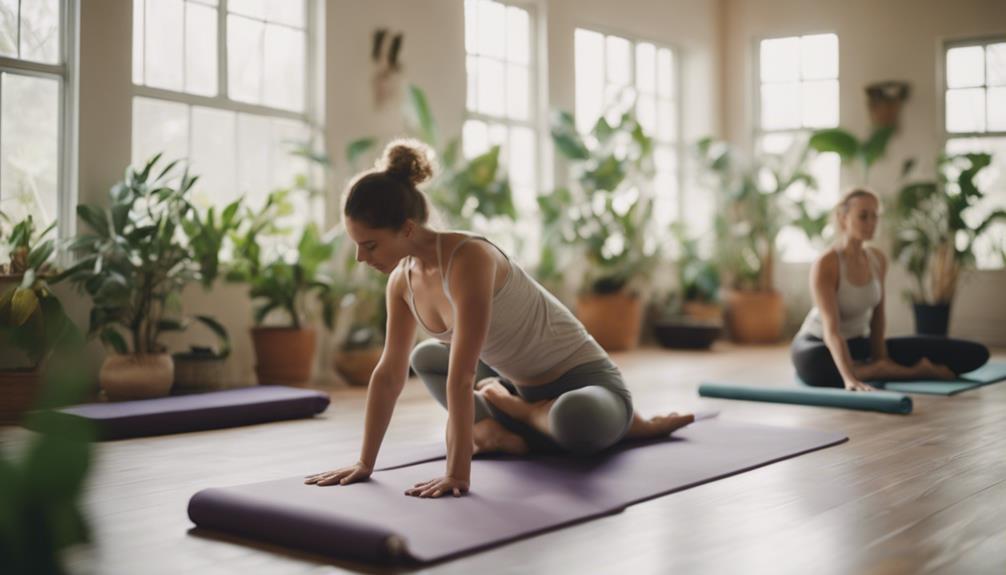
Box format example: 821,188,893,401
945,137,1006,269
229,0,266,20
266,0,305,28
778,226,817,263
802,79,838,128
466,55,478,112
606,35,631,87
946,88,986,133
477,56,504,116
800,33,838,80
988,43,1006,86
478,0,505,59
761,83,801,130
657,98,676,141
267,118,308,190
506,6,529,65
264,25,305,111
237,113,271,207
185,2,218,96
809,152,841,210
1,74,59,226
228,15,264,104
637,94,656,136
509,126,535,211
464,0,477,54
654,145,678,224
575,29,604,133
947,46,985,88
19,0,59,64
0,0,16,58
132,0,144,83
758,132,795,155
463,119,488,159
189,107,237,207
988,87,1006,131
635,42,656,94
657,48,674,97
488,122,507,149
506,63,528,120
146,0,184,91
132,97,189,171
760,37,799,83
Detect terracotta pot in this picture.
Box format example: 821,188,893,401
173,355,229,394
100,353,174,401
723,289,784,344
0,369,40,425
251,327,316,386
682,301,723,322
334,346,384,387
576,291,643,352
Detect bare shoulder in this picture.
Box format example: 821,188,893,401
812,250,840,277
386,262,408,300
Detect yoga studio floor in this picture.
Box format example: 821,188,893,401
5,343,1006,574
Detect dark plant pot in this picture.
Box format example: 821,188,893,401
913,303,951,336
652,318,723,350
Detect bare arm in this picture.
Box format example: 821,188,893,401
868,248,888,361
810,252,872,390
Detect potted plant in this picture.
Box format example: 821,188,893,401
227,186,338,387
544,108,661,351
56,154,199,400
808,125,895,185
892,152,1004,335
696,138,828,343
0,215,81,423
649,222,723,350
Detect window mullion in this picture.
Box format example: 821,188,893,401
219,0,228,99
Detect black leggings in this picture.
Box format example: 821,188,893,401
791,333,990,388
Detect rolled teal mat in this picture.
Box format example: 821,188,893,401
699,382,913,414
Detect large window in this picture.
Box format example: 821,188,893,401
756,33,840,262
574,28,679,225
463,0,538,216
132,0,317,217
0,0,73,238
944,39,1006,269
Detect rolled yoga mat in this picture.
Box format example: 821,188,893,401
188,418,846,564
876,360,1006,396
24,385,330,440
699,382,912,414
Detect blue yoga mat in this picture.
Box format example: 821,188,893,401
700,382,912,414
876,360,1006,396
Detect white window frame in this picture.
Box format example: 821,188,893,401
131,0,323,208
0,0,79,239
573,24,684,222
942,36,1006,270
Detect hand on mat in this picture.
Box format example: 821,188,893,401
405,476,469,498
304,461,373,486
844,379,877,392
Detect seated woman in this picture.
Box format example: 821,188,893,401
792,188,989,390
306,140,694,498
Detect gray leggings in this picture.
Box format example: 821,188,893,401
409,339,634,455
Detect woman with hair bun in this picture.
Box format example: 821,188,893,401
305,139,694,498
791,188,989,390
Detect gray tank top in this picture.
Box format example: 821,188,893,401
403,234,608,382
799,248,883,339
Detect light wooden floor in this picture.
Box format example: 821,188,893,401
3,344,1005,574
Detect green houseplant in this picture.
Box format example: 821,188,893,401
56,154,200,400
543,108,661,351
892,152,1005,335
696,137,827,343
808,126,895,185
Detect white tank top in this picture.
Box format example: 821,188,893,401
402,234,608,382
799,248,882,339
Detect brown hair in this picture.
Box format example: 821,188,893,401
343,138,435,230
833,188,880,235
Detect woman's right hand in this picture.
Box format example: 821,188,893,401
304,461,373,486
844,379,877,392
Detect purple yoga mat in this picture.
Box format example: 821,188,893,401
26,385,330,440
188,418,847,564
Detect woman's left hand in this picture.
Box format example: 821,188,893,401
405,476,470,498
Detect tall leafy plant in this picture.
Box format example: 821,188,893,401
541,108,661,294
808,126,895,184
0,212,57,275
892,152,1006,304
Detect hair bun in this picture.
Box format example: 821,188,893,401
381,139,434,186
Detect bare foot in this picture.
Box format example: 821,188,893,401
471,415,529,455
917,357,956,380
625,412,695,439
480,379,533,421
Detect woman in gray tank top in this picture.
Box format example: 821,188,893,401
305,139,694,499
791,189,988,389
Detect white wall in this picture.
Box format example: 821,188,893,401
722,0,1006,346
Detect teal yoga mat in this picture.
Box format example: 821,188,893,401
877,361,1006,396
699,382,912,414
